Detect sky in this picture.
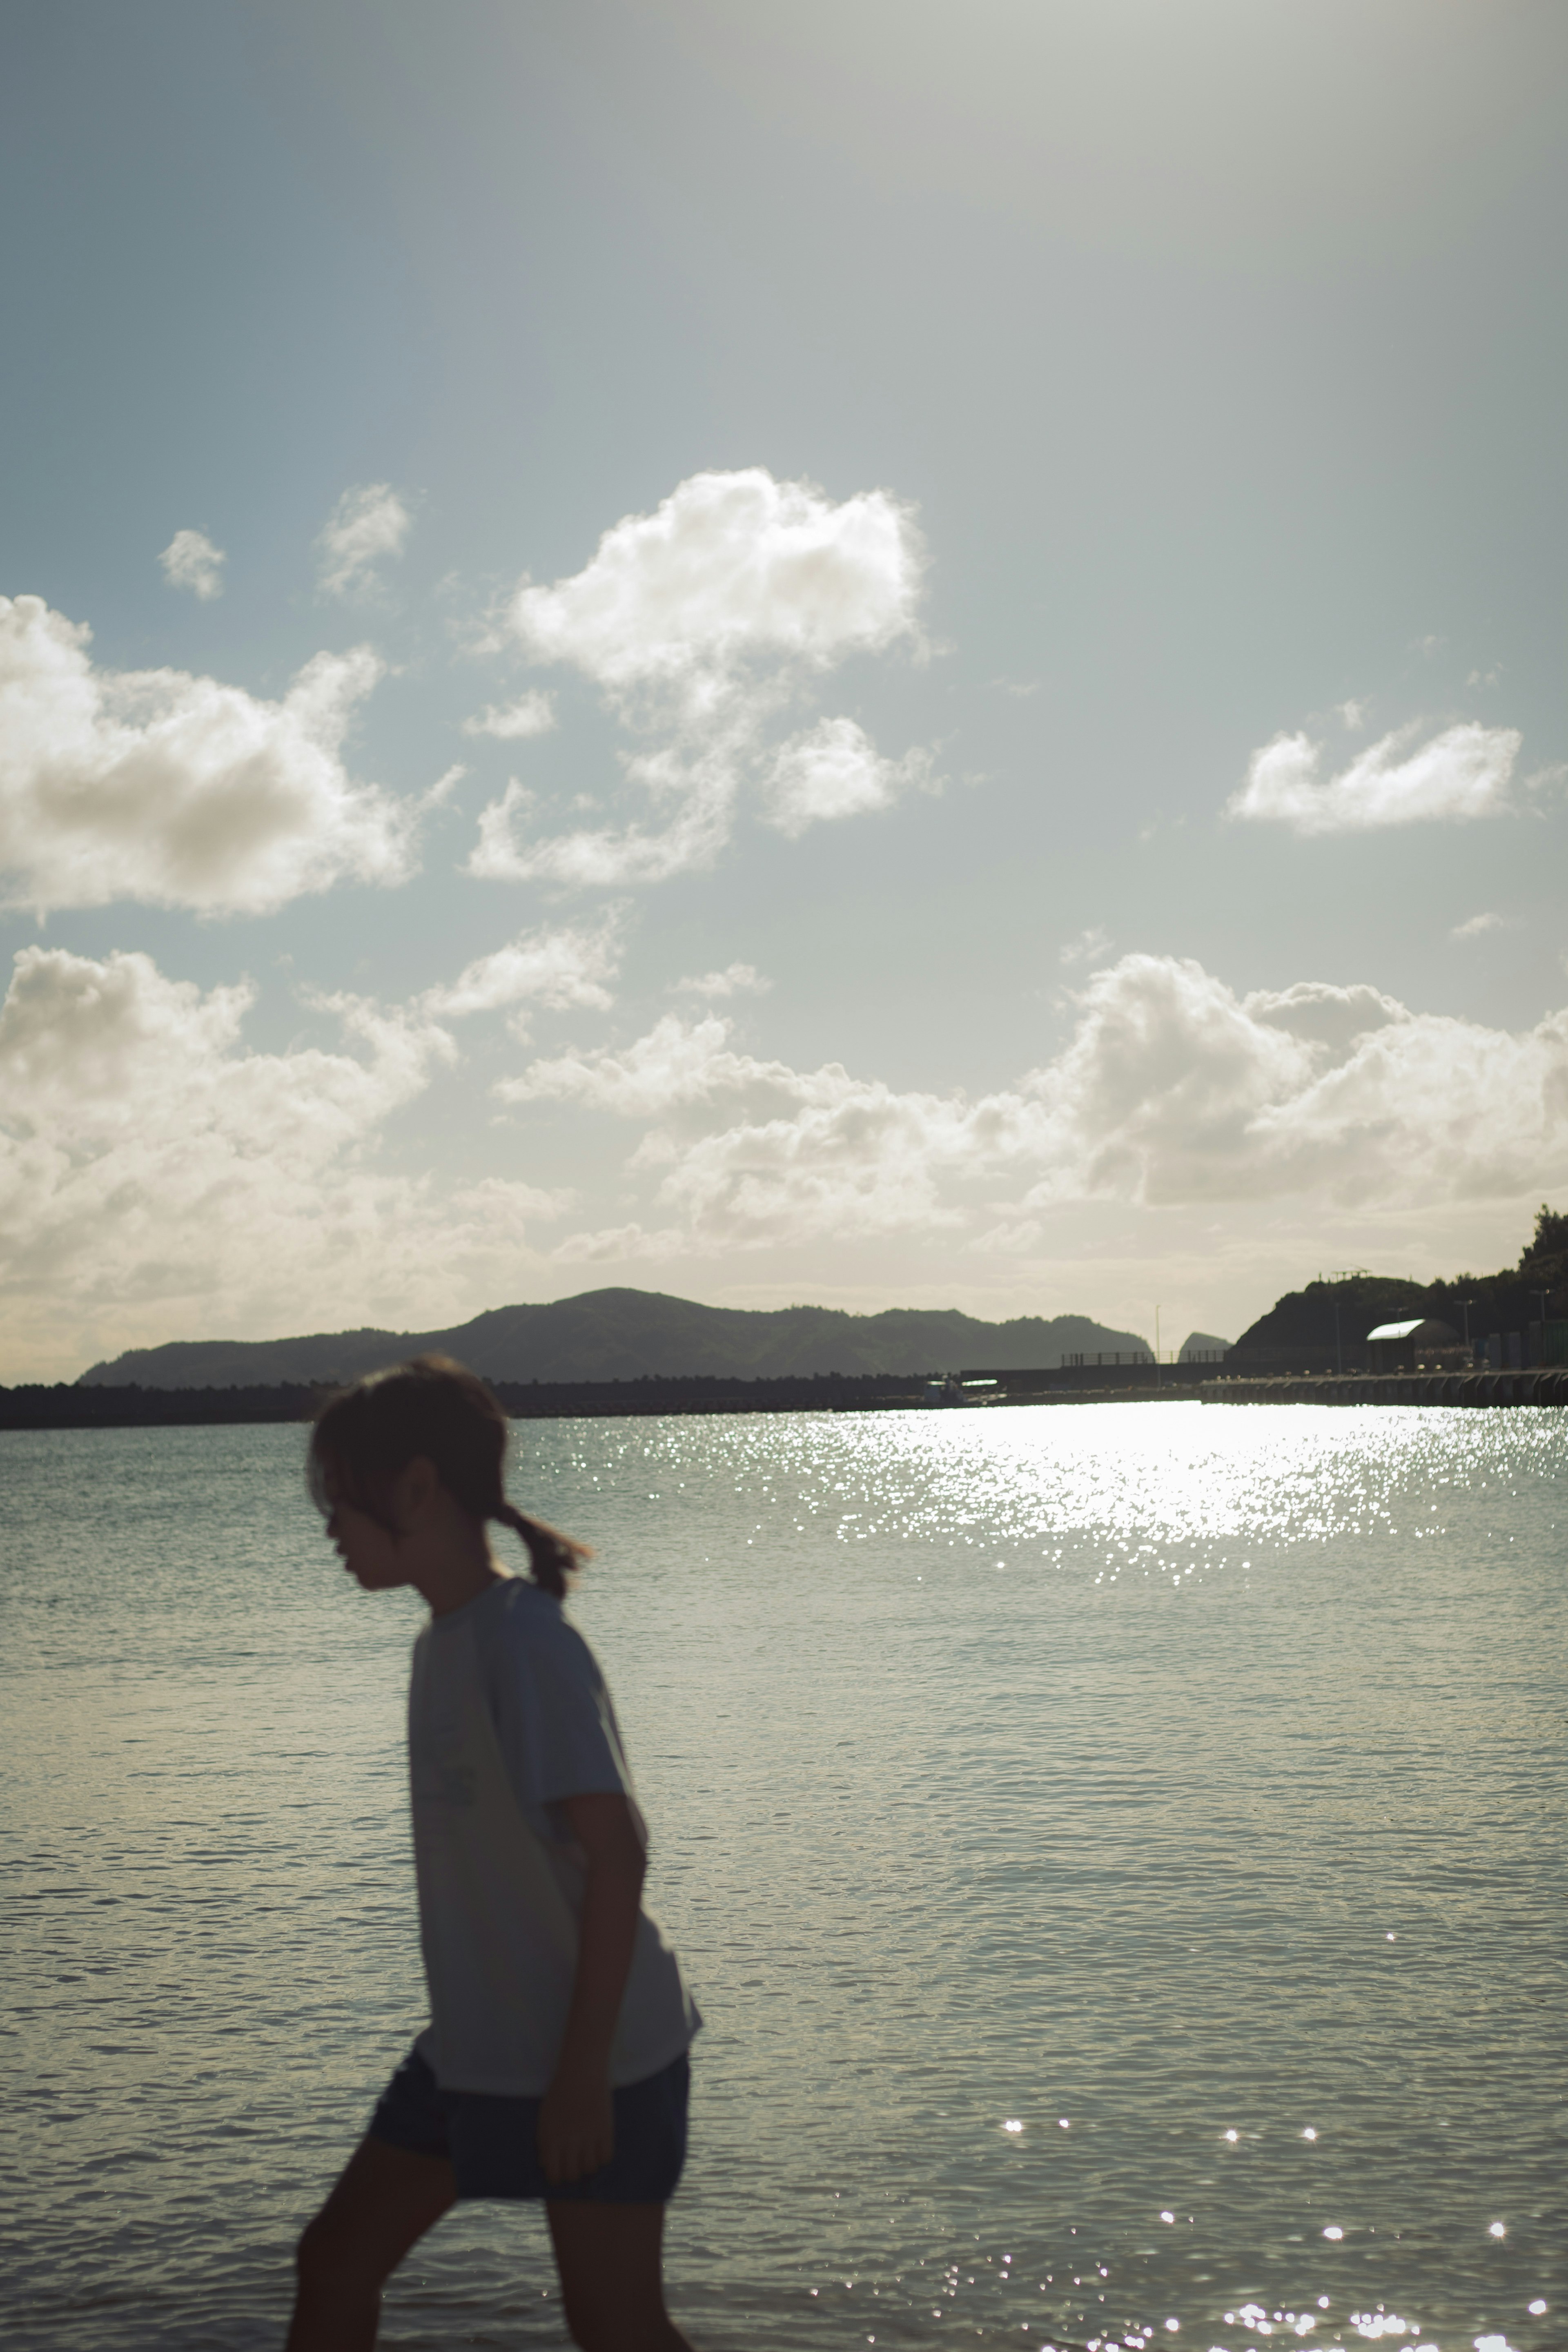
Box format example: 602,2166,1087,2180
2,0,1566,1382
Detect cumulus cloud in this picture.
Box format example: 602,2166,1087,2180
421,916,621,1034
159,528,225,600
316,483,413,598
670,963,770,999
468,468,932,883
1451,910,1515,940
504,1013,1028,1247
1010,956,1568,1212
510,467,923,691
1229,720,1521,834
0,596,417,913
0,945,568,1376
763,716,933,836
461,690,557,740
513,956,1568,1260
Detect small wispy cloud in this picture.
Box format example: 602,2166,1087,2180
1335,698,1367,730
1450,910,1518,940
316,483,413,599
1059,926,1112,969
462,690,557,741
1229,720,1521,836
762,716,936,837
421,914,622,1036
1467,665,1501,689
159,529,225,601
670,963,771,999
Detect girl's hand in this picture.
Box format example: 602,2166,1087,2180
539,2056,615,2184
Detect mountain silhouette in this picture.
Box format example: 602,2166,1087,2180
78,1288,1151,1388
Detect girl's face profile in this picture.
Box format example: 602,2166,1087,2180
325,1491,407,1593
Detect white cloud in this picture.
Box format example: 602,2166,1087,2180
501,1012,787,1121
468,740,741,887
1018,956,1568,1209
461,690,557,740
763,716,934,836
1058,925,1113,969
1229,720,1521,834
470,468,932,883
1451,910,1515,940
511,466,923,692
646,1072,982,1248
13,960,609,1366
159,528,225,601
670,963,770,999
316,483,413,598
0,945,572,1378
1335,698,1367,730
0,596,417,913
505,1012,1029,1247
421,916,621,1032
519,956,1568,1260
10,939,1568,1375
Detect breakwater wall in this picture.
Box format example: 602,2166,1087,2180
0,1373,926,1431
4,1365,1562,1432
1201,1369,1568,1409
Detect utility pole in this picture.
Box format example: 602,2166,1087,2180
1154,1304,1162,1386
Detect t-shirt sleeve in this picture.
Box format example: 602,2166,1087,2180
484,1588,644,1847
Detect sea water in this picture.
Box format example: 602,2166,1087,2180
0,1403,1562,2352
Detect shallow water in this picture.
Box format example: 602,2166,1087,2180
1,1402,1563,2352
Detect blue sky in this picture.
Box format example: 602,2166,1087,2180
2,0,1566,1380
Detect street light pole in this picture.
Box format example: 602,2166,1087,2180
1154,1304,1162,1387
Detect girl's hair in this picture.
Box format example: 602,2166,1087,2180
307,1354,590,1599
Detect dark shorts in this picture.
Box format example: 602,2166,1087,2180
367,2044,689,2204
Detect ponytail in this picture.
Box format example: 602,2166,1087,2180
496,1501,591,1600
309,1354,591,1599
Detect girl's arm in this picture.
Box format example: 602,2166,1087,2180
537,1790,648,2184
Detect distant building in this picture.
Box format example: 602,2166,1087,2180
1365,1318,1459,1373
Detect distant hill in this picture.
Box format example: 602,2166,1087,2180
1178,1330,1231,1362
1227,1205,1567,1371
78,1289,1153,1390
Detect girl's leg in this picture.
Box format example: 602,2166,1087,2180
285,2136,457,2352
546,2200,695,2352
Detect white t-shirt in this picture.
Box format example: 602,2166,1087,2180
408,1574,700,2095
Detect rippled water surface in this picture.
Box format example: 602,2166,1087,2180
2,1403,1564,2352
